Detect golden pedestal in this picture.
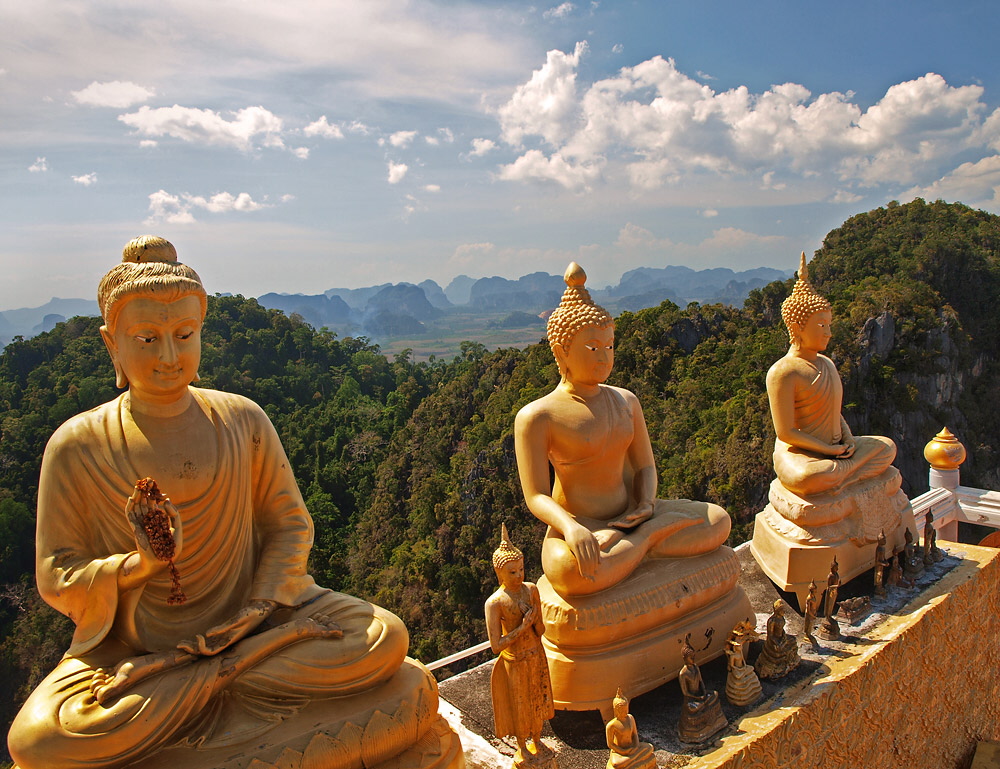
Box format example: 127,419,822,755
750,468,915,605
537,548,753,720
134,659,465,769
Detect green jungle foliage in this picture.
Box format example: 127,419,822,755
0,199,998,756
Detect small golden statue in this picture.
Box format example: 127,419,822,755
605,688,656,769
755,599,801,679
677,635,728,744
902,528,925,580
801,579,820,645
923,510,944,563
819,557,842,641
486,524,556,769
724,620,762,707
887,545,903,587
874,529,889,597
751,252,914,606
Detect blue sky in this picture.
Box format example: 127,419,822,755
3,0,999,310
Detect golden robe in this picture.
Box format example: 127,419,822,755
8,389,407,769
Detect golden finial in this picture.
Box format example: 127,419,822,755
923,427,967,470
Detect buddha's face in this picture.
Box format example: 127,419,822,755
557,324,614,385
793,310,832,352
497,558,524,591
101,294,202,403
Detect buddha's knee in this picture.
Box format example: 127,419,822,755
8,703,53,769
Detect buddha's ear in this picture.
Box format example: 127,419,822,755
99,325,128,390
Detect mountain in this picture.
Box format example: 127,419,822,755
257,292,351,329
0,298,99,346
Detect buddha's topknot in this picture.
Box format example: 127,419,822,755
492,523,524,573
546,263,614,366
98,236,207,331
780,252,831,343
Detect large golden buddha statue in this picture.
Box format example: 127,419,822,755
514,263,751,719
750,253,914,605
7,237,463,769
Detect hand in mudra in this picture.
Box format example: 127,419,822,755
178,599,278,656
125,484,183,574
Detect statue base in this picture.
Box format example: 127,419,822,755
750,468,915,606
677,694,728,744
537,547,752,721
134,659,465,769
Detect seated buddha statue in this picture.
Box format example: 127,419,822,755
7,237,462,769
751,253,914,605
514,262,751,718
604,688,655,769
676,636,727,744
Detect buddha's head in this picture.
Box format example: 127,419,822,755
492,523,525,589
781,252,831,349
547,262,614,380
98,235,208,394
612,687,628,720
772,598,788,617
681,634,696,665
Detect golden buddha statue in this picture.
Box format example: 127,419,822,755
514,262,751,719
604,689,655,769
7,237,463,769
485,525,555,769
750,253,914,606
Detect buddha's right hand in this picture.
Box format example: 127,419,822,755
124,488,183,578
564,522,600,580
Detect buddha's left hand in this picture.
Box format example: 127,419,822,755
609,501,654,531
178,598,277,656
837,440,856,459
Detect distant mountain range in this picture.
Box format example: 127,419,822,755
0,265,791,347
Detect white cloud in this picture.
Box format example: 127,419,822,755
304,116,344,139
615,223,673,250
119,105,286,151
72,80,155,108
281,194,296,203
498,149,601,191
387,161,409,184
696,71,716,82
145,189,269,224
701,208,718,218
612,43,623,55
498,41,588,147
345,121,372,135
28,157,48,173
543,2,575,19
139,139,158,148
469,138,497,157
496,48,1000,198
438,127,455,143
424,184,441,192
72,172,97,186
831,189,863,204
451,242,496,266
389,130,417,148
903,154,1000,208
292,147,310,159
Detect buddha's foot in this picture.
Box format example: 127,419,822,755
90,650,192,705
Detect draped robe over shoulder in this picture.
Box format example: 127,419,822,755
8,389,407,769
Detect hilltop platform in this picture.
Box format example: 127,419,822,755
438,542,1000,769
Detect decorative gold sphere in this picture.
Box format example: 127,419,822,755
923,427,967,470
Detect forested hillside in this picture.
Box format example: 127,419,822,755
0,199,998,758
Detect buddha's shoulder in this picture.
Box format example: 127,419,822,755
46,396,125,450
514,390,563,426
192,387,265,416
767,354,832,381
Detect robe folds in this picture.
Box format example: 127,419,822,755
8,389,407,769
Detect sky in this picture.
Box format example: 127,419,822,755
3,0,999,310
